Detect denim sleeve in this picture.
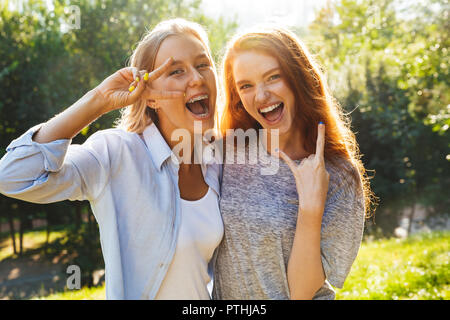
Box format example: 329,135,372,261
0,123,110,203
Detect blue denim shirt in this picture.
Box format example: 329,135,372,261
0,123,222,299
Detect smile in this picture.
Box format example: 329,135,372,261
186,94,211,119
258,102,284,123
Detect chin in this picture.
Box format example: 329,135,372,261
263,120,291,135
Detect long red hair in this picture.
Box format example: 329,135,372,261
219,26,376,218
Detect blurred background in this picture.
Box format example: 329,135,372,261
0,0,448,300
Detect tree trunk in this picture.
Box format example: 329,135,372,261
19,216,24,256
7,211,17,255
88,207,95,234
75,202,82,231
407,203,416,235
45,211,50,255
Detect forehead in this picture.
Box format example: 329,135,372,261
154,33,209,68
232,50,279,81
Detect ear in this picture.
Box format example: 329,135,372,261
146,99,158,110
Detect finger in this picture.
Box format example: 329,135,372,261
299,157,308,167
276,149,298,174
147,57,174,82
129,69,148,97
315,122,326,163
140,69,150,82
127,67,140,92
147,89,184,101
137,69,148,83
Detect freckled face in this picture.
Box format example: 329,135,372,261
150,34,217,133
232,50,296,135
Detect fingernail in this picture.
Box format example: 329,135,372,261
129,85,135,92
319,121,324,125
136,77,140,82
144,73,149,81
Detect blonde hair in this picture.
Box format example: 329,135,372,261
115,18,215,133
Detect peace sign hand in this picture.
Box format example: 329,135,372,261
277,123,330,221
94,57,184,114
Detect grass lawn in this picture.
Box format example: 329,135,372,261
335,231,449,300
32,285,105,300
2,229,449,300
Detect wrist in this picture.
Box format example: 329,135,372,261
297,208,323,228
87,88,109,116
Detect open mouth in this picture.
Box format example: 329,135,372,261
258,102,284,122
186,94,210,119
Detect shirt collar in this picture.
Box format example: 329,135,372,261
142,123,172,171
141,123,218,173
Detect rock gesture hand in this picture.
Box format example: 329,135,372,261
277,123,330,222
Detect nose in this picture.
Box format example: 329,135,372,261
188,67,204,87
255,83,270,104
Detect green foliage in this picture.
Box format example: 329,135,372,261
57,220,103,287
307,0,449,234
336,231,450,300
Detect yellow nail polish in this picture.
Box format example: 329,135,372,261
144,73,149,81
129,85,135,92
136,77,140,82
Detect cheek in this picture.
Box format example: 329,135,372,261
269,81,287,94
271,82,295,110
158,99,184,111
203,70,217,95
239,93,255,114
152,77,186,92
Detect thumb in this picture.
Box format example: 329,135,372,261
276,148,298,174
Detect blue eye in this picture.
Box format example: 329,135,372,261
169,69,184,76
268,74,280,81
197,63,209,69
239,84,251,90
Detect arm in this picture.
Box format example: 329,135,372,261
32,63,155,143
0,60,178,203
287,173,365,299
33,56,177,143
287,210,325,299
277,123,329,300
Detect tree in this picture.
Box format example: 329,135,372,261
306,0,449,235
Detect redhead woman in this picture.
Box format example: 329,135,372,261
214,26,375,300
0,19,223,300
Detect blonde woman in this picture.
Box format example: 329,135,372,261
0,19,223,300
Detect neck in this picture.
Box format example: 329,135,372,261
265,127,308,160
157,117,197,165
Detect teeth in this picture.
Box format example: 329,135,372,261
187,94,208,104
259,103,281,113
196,112,209,118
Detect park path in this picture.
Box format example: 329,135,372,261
0,253,66,299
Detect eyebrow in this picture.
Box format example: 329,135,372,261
171,53,210,66
235,67,281,86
